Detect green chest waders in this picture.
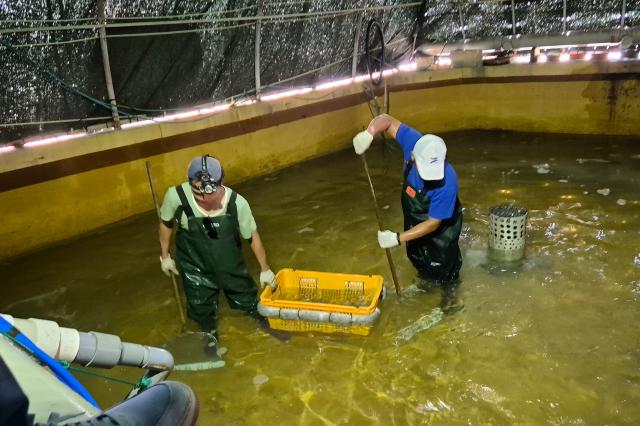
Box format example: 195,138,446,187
174,186,258,333
400,166,463,290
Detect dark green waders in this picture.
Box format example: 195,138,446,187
173,186,258,334
400,178,463,293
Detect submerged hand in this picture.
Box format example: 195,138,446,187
259,269,277,290
159,255,179,276
353,131,373,155
378,230,400,249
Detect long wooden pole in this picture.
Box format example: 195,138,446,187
145,161,187,326
360,154,401,296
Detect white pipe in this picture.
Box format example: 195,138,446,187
0,314,173,372
417,28,640,54
1,315,80,362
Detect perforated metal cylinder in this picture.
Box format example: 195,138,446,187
488,205,528,261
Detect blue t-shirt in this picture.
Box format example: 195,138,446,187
396,124,459,220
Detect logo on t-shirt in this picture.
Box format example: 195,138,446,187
405,186,417,198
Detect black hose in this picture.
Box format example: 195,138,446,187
365,18,384,86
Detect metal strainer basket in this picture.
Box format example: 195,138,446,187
488,204,528,261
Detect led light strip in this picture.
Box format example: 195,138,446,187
2,48,636,154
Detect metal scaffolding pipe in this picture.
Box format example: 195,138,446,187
97,0,120,129
458,7,466,40
351,13,362,78
511,0,516,36
255,0,263,98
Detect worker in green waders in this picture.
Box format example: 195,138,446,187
353,114,463,313
158,155,278,353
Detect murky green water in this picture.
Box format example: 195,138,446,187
2,130,640,424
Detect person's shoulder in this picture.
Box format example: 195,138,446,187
160,183,186,218
397,123,422,137
226,187,250,206
396,124,423,147
442,163,458,192
167,181,190,191
228,189,254,220
163,183,182,198
174,182,193,196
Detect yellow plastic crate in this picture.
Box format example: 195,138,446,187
258,268,384,336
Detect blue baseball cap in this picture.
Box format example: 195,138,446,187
187,156,223,181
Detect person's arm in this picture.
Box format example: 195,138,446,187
399,218,442,243
159,221,173,259
157,188,180,276
236,193,276,288
250,230,278,289
249,230,270,272
235,194,268,270
158,188,177,259
353,114,405,155
366,114,403,139
399,173,456,243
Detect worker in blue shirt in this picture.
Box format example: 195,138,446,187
353,114,463,312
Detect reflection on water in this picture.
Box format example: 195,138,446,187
2,130,640,424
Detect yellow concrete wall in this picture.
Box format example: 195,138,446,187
387,61,640,135
393,78,640,135
1,61,639,259
0,102,372,259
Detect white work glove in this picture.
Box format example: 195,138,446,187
259,269,277,290
353,130,373,155
378,230,400,249
159,255,179,277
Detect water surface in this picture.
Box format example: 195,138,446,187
2,130,640,424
